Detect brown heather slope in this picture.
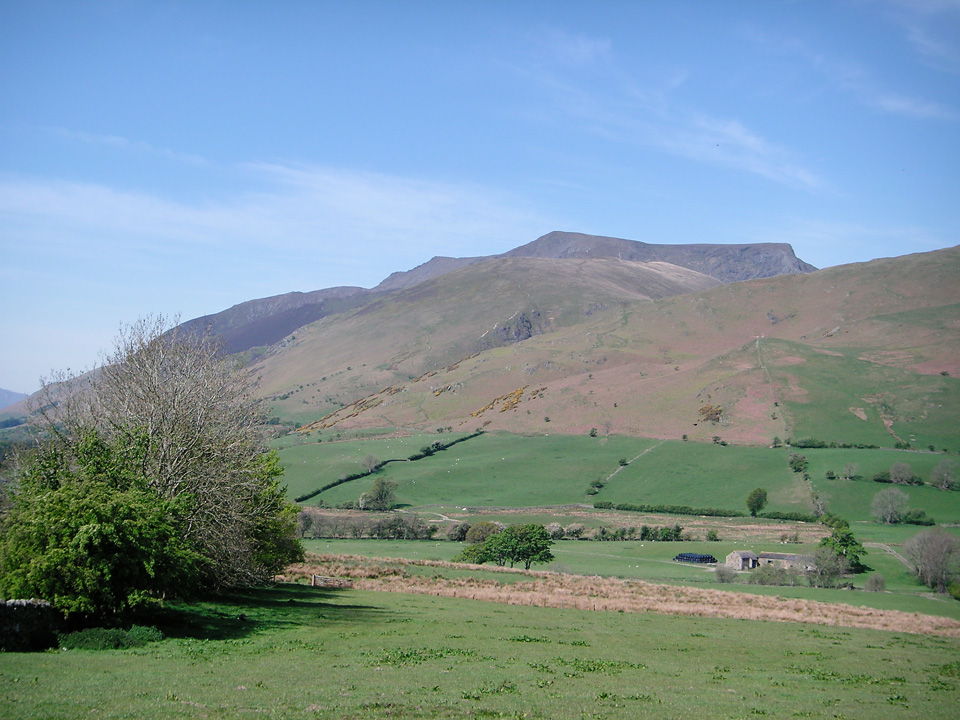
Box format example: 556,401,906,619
264,246,960,444
254,256,720,424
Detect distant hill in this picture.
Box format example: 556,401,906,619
0,388,27,411
256,245,959,450
182,231,815,356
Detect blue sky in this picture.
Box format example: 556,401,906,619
2,1,958,393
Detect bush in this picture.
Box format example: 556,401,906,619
749,565,803,587
715,565,737,583
464,521,501,544
446,522,471,542
545,523,565,540
760,511,818,523
865,574,886,592
902,508,935,526
59,625,163,651
593,501,743,518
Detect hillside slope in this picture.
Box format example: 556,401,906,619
276,246,960,449
254,256,720,422
186,232,815,356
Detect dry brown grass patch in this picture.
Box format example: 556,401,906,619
281,553,960,637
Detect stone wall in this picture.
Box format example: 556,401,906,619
0,599,62,651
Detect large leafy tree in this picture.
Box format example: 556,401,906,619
6,316,302,611
0,430,203,619
453,524,554,570
746,488,767,517
903,528,959,593
819,524,866,572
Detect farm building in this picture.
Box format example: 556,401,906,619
757,552,816,572
725,550,758,570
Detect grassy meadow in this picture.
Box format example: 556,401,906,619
759,338,960,453
278,430,960,527
281,431,661,508
10,431,958,718
3,583,959,720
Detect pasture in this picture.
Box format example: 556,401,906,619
277,431,960,531
3,583,959,719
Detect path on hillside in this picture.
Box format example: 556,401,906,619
398,508,455,523
605,440,666,482
756,337,791,442
865,542,914,572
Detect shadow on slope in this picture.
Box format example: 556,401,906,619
151,584,392,641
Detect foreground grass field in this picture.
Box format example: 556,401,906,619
3,584,959,719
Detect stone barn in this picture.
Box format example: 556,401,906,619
725,550,759,570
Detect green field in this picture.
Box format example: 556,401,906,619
277,431,960,530
761,338,960,452
3,584,958,719
804,448,960,523
282,432,661,509
597,441,801,512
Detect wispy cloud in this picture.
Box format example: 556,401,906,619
741,25,957,119
0,164,553,277
658,117,822,189
536,28,613,68
511,29,822,190
47,127,212,166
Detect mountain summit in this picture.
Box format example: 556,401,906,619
377,231,815,291
503,231,817,283
186,232,815,354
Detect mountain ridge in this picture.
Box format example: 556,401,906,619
184,232,815,356
260,244,959,448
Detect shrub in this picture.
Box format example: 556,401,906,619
761,511,818,522
0,599,61,651
593,501,743,518
865,574,886,592
59,625,163,651
715,565,737,583
464,521,501,544
446,522,471,542
545,522,565,540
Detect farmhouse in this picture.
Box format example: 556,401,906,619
725,550,758,570
757,552,816,572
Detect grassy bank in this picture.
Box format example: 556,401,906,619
3,584,959,719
